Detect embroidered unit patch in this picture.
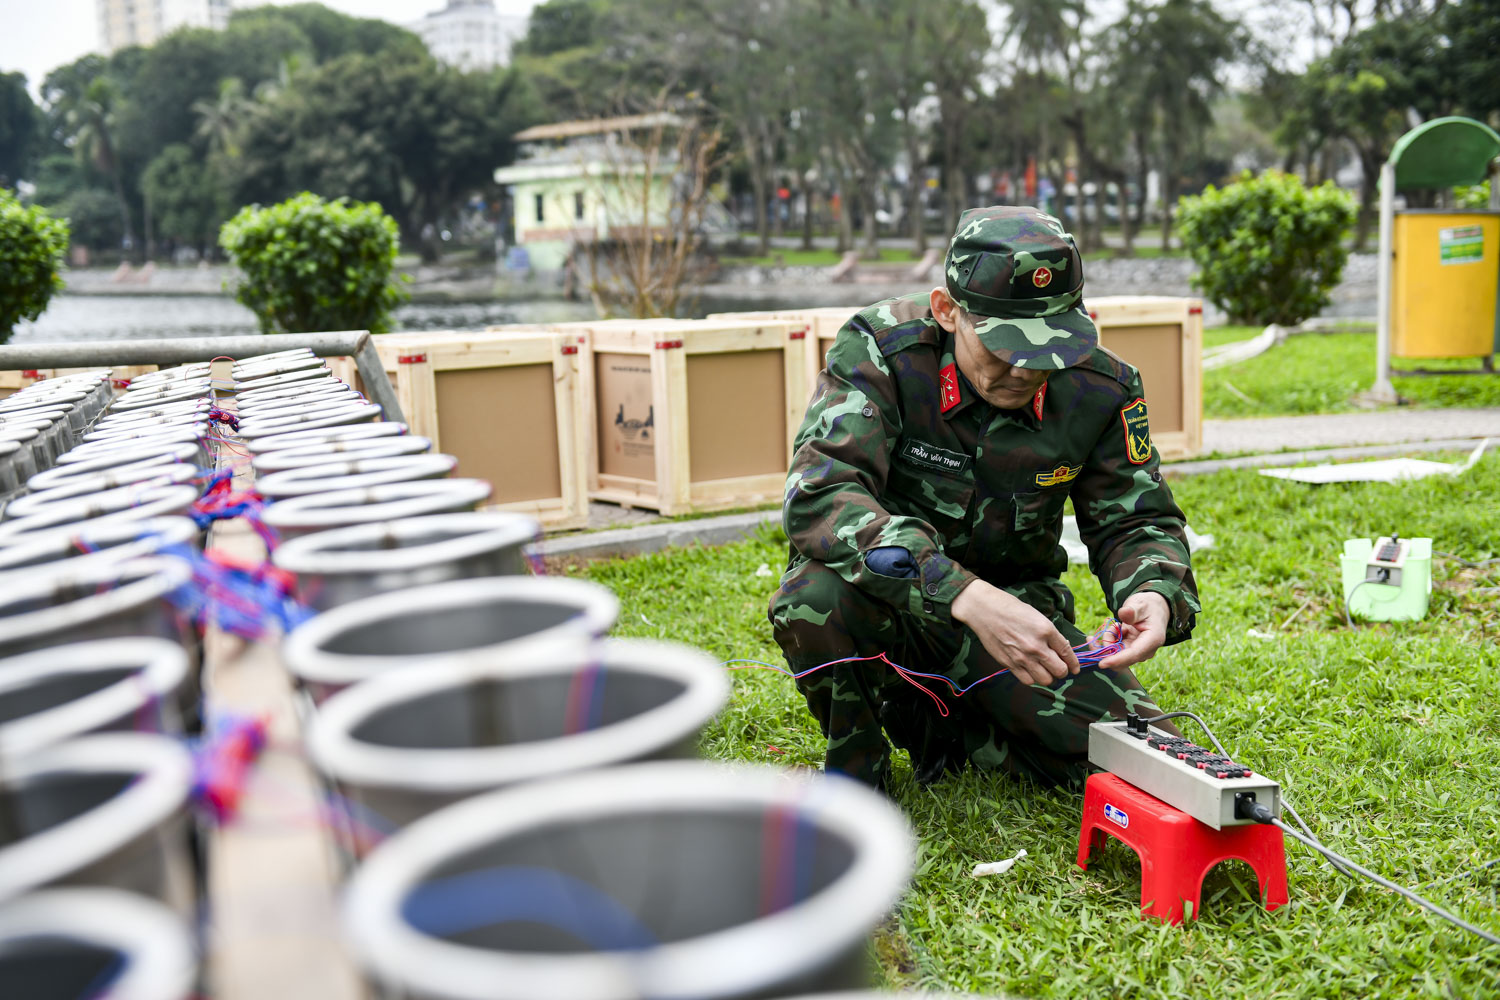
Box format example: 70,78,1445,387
1120,397,1153,464
1034,463,1081,487
939,364,961,412
898,439,972,474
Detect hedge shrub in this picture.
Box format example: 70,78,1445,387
0,189,69,343
1177,171,1356,327
219,192,408,334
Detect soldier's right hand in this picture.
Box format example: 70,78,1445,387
951,580,1081,687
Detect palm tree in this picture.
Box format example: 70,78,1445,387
1000,0,1086,244
67,77,133,252
1003,0,1085,79
192,77,250,160
1109,0,1238,249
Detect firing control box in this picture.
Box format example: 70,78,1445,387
1088,720,1281,830
1366,535,1410,587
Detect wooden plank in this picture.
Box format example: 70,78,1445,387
1181,300,1204,457
206,403,363,1000
1087,295,1194,328
548,340,589,530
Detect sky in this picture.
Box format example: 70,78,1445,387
0,0,537,96
0,0,1311,102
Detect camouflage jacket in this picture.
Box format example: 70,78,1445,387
783,292,1199,645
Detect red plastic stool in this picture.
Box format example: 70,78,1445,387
1076,772,1289,924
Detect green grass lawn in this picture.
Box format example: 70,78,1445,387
1203,325,1264,349
573,454,1500,998
1205,331,1500,419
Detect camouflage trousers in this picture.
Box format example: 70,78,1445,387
768,558,1169,790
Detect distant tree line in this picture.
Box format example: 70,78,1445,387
506,0,1497,256
0,0,1495,264
0,3,535,262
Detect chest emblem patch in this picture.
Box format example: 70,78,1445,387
1120,398,1153,465
899,439,971,474
939,364,961,413
1035,463,1081,487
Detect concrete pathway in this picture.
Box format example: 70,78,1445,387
1203,407,1500,457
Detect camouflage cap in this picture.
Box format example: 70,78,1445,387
943,205,1098,369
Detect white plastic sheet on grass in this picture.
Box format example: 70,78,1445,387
1257,438,1489,485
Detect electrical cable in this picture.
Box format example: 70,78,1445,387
1435,552,1500,569
1423,857,1500,889
1344,579,1387,628
1252,811,1500,948
726,620,1127,718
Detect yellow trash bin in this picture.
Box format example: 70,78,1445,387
1390,211,1500,358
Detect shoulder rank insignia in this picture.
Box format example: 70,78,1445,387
1035,463,1081,487
939,363,961,413
1120,397,1153,464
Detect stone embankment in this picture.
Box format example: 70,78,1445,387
61,253,1378,323
700,253,1379,325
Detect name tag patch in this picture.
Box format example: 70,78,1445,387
899,439,971,474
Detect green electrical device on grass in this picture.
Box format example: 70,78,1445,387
1341,536,1432,622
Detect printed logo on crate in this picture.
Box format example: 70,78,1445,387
614,404,653,441
1104,803,1129,829
598,356,657,480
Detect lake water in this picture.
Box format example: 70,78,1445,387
8,291,829,344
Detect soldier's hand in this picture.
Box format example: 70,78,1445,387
951,580,1080,687
1096,591,1171,671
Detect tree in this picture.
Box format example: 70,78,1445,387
916,0,990,244
0,189,69,343
143,144,226,251
511,0,646,120
1442,0,1500,123
1177,170,1355,326
66,77,134,253
1276,14,1448,248
1002,0,1086,242
0,72,41,187
229,54,534,261
515,0,606,56
219,192,408,334
192,78,252,161
53,188,125,251
1107,0,1240,249
226,3,427,64
579,109,725,318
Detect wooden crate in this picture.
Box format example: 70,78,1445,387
1088,296,1203,461
711,298,1202,461
556,318,807,516
0,369,48,401
707,307,861,406
371,330,589,530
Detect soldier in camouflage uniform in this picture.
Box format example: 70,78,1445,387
769,206,1200,790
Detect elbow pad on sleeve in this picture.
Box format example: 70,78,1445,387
864,546,919,579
